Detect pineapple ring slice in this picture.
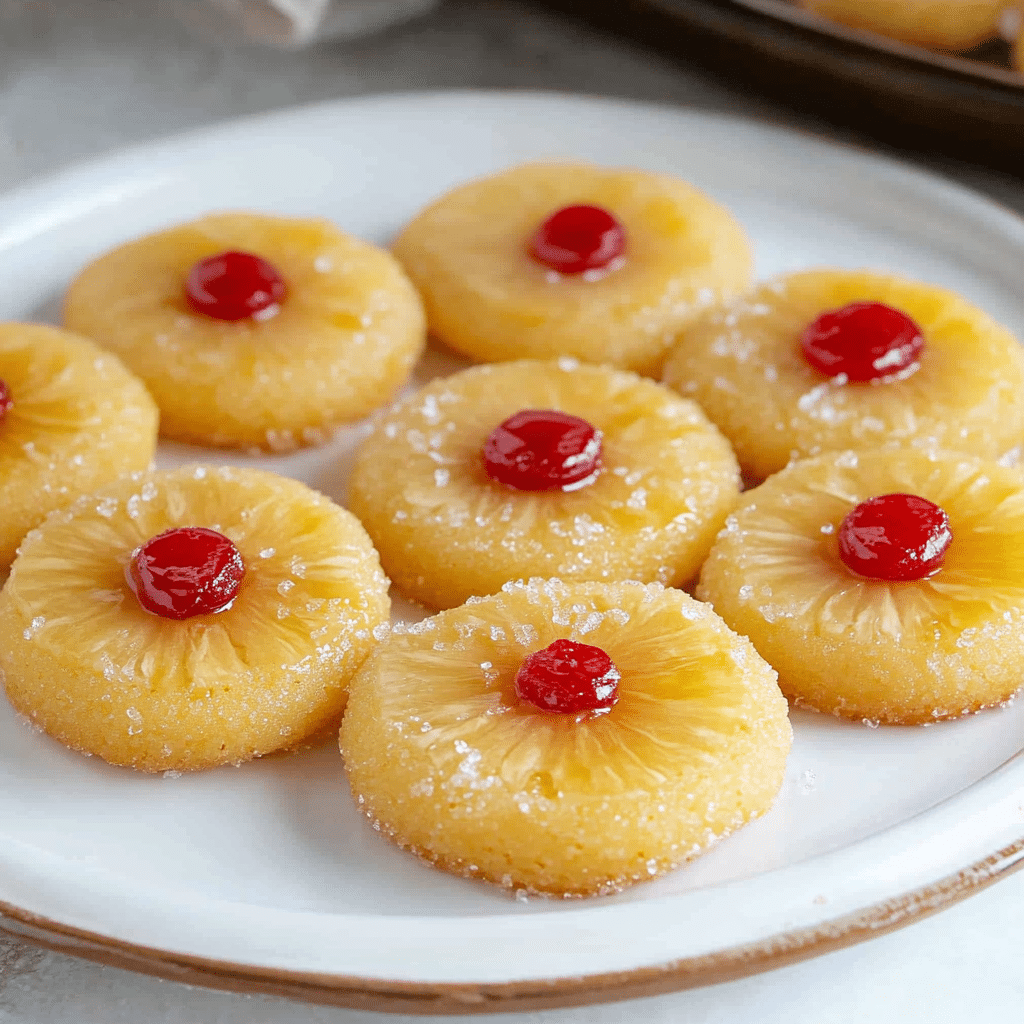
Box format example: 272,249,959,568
0,465,390,771
0,322,158,569
63,212,426,452
662,269,1024,483
698,448,1024,725
391,162,753,378
799,0,1005,51
347,359,741,610
341,578,791,897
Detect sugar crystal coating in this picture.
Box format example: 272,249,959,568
64,212,426,451
348,359,741,610
663,269,1024,482
393,162,752,377
341,579,791,897
0,465,389,771
698,448,1024,724
0,322,158,568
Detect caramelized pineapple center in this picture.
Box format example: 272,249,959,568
801,301,924,381
127,526,245,620
482,408,603,491
514,638,620,716
184,250,287,322
837,493,952,582
528,203,626,276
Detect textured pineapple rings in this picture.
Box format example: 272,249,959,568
341,579,792,897
662,269,1024,482
347,359,741,611
392,162,753,377
63,212,426,451
0,466,390,771
698,448,1024,725
0,323,158,569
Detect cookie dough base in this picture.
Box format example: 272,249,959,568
342,579,791,895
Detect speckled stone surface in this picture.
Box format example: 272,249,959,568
2,1,1024,1020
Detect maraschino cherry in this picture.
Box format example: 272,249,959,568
185,250,287,321
0,379,12,424
127,526,245,620
515,639,620,714
837,493,952,582
801,301,924,381
529,205,626,275
483,409,602,491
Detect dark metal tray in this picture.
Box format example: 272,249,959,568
535,0,1024,172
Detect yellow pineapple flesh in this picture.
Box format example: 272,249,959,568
0,322,158,568
800,0,1004,50
346,359,740,610
698,448,1024,725
662,269,1024,482
392,162,752,378
63,212,426,451
0,465,390,771
341,578,791,897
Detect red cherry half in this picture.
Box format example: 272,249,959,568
127,527,245,620
838,493,952,582
185,250,287,321
529,204,626,275
0,379,12,424
483,409,602,492
801,301,924,381
515,639,620,714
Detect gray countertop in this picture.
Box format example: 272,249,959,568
2,2,1024,1021
3,0,1022,212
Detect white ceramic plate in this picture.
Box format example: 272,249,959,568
1,91,1024,1014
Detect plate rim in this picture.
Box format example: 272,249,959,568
3,836,1024,1014
4,88,1024,1010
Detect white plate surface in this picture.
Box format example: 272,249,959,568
1,91,1024,992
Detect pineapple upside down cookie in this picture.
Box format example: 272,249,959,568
0,465,390,771
341,579,792,897
0,322,158,569
346,358,741,610
391,162,753,378
63,212,426,451
662,269,1024,483
698,448,1024,725
799,0,1005,51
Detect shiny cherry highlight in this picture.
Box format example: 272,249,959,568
483,409,602,491
837,493,952,582
0,379,12,424
801,301,924,381
185,250,287,321
529,204,626,275
515,639,621,714
127,526,245,620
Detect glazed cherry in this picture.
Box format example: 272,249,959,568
127,527,245,620
0,379,11,424
483,409,602,491
185,250,287,321
838,493,952,582
515,639,620,714
801,301,924,381
529,204,626,275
